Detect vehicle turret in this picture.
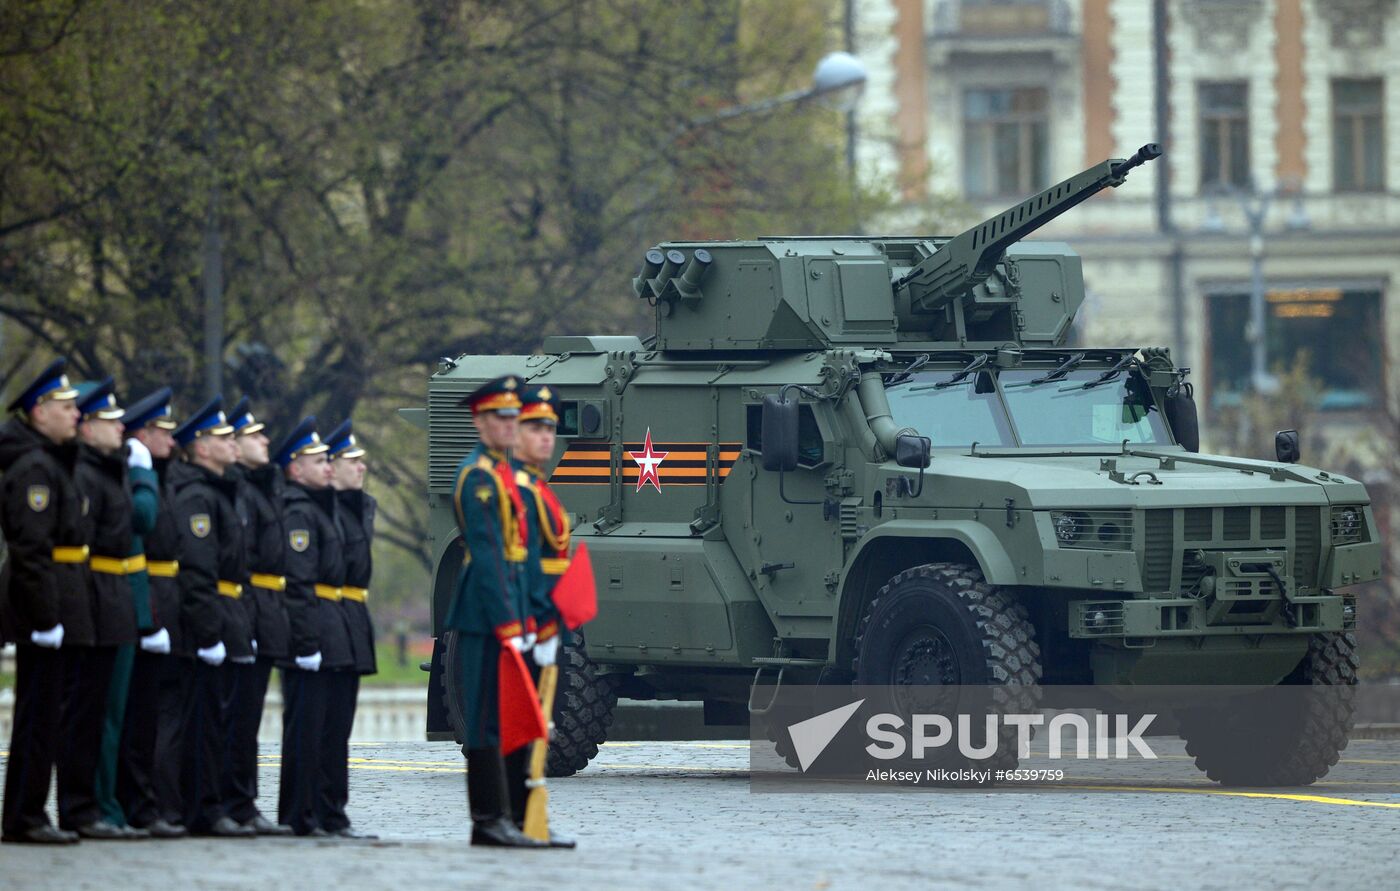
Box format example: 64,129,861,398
633,145,1160,352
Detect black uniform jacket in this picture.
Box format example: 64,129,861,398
283,482,353,669
76,444,141,645
232,463,291,660
0,418,94,644
170,460,252,657
145,457,188,655
336,489,378,675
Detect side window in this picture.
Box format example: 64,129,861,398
745,404,825,468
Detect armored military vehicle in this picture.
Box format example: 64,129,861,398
407,144,1382,785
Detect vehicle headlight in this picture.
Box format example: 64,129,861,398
1330,506,1363,544
1054,512,1084,545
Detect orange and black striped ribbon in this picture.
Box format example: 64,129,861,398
550,441,742,486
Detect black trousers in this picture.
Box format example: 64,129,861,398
180,660,228,832
57,645,117,829
117,649,165,828
152,656,193,825
319,671,359,832
2,644,66,837
278,667,328,835
222,657,273,824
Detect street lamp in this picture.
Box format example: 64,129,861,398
672,50,866,137
1201,182,1311,397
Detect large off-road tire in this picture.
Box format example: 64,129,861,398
1177,632,1358,786
850,562,1043,772
440,629,617,777
547,630,618,777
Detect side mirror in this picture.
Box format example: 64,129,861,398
894,433,931,469
760,393,799,472
1164,385,1200,453
1275,429,1300,464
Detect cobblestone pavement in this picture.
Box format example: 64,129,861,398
3,737,1399,890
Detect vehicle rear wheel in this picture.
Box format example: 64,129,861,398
439,629,617,777
1177,632,1358,786
850,562,1042,773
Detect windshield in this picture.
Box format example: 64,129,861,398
885,371,1015,447
885,365,1172,448
999,369,1170,446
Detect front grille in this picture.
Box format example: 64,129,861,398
1143,509,1174,592
1329,506,1367,545
1135,505,1326,594
428,384,481,492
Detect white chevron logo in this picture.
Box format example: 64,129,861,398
787,699,865,771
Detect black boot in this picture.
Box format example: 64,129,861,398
466,748,545,849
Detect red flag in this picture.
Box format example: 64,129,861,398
498,644,547,755
552,541,598,630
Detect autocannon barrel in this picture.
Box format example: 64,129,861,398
895,144,1162,314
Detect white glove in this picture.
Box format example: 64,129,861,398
126,437,153,470
251,639,258,656
520,631,536,651
197,641,227,666
505,636,525,652
295,651,323,672
30,623,64,649
533,635,559,667
140,628,171,654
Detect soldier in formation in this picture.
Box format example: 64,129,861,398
1,360,381,844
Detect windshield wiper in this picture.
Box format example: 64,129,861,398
1078,355,1138,389
910,354,990,391
1028,352,1085,386
885,354,930,387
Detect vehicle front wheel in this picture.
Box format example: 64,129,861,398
1177,632,1358,786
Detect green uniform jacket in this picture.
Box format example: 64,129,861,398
445,444,528,639
516,465,564,643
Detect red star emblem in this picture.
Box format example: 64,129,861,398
628,428,668,493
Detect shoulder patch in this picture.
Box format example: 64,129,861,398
289,529,310,552
190,513,211,538
515,470,533,487
27,485,50,512
475,456,494,469
474,485,493,503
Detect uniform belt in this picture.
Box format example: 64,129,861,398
341,586,368,603
314,584,343,601
147,560,180,578
540,557,571,575
90,554,148,575
217,580,243,598
250,573,287,592
52,545,90,564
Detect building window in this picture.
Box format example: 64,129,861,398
1333,79,1384,192
962,87,1049,198
1206,288,1383,409
1199,82,1250,190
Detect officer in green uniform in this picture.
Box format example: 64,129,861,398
114,387,186,838
447,375,545,849
1,359,83,845
511,384,574,848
